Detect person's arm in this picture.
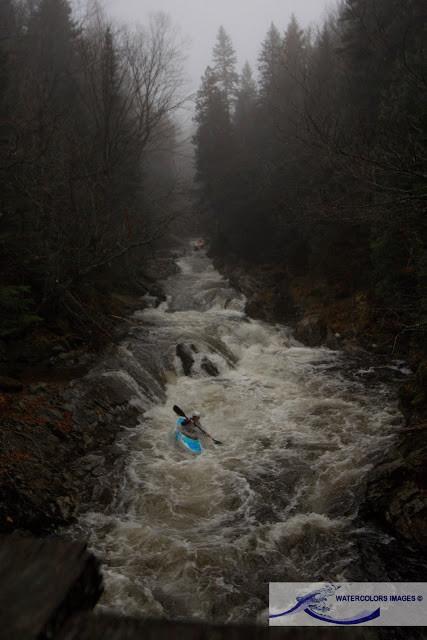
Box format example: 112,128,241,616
193,422,211,438
192,420,222,445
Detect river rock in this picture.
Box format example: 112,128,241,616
363,424,427,549
0,376,23,393
295,315,327,347
78,454,106,473
55,496,78,521
325,329,342,350
245,293,266,320
0,535,102,639
92,485,114,507
28,382,49,394
176,343,195,376
201,357,219,377
46,408,64,421
52,344,67,354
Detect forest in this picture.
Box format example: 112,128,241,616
194,0,426,362
1,0,425,359
0,0,186,344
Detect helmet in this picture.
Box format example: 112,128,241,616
191,411,201,419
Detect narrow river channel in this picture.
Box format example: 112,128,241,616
76,246,408,624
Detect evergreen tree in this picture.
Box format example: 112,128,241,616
194,66,231,203
258,23,283,102
0,0,186,338
212,26,239,113
100,27,121,179
193,8,426,349
0,0,16,145
235,62,257,135
28,0,78,104
0,0,17,241
280,15,307,109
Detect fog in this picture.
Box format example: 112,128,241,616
105,0,330,89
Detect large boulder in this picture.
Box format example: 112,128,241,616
176,344,195,376
362,422,427,549
295,315,327,347
0,536,102,639
201,357,219,377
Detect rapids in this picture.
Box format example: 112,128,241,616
76,247,406,623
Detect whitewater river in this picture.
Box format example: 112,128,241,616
77,247,409,624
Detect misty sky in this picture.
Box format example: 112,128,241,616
105,0,330,91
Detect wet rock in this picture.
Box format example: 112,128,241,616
386,481,427,544
56,496,78,521
93,485,114,507
78,454,106,473
0,376,23,393
138,276,165,301
400,361,427,424
28,382,49,394
201,357,219,377
83,375,136,408
245,294,266,320
0,536,102,640
46,408,64,421
176,343,194,376
77,353,93,366
50,427,69,442
83,434,96,448
342,341,367,356
294,315,327,347
363,424,427,549
52,344,67,354
326,329,341,350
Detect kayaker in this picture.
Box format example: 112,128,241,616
176,411,206,440
173,405,223,446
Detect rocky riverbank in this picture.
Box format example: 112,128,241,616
2,244,425,576
0,252,177,536
213,255,427,554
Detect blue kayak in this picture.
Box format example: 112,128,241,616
175,429,203,455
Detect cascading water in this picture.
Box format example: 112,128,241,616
76,247,408,623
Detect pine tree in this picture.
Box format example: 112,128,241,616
212,26,239,113
26,0,78,111
194,65,231,190
281,15,307,101
100,27,120,175
0,0,17,225
258,23,283,101
339,0,402,132
31,0,77,67
0,0,16,126
235,62,257,134
193,62,238,246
